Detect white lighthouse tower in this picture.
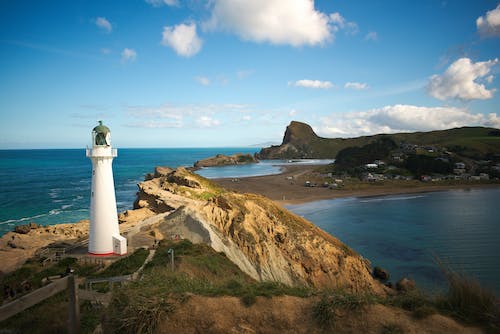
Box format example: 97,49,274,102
86,121,127,256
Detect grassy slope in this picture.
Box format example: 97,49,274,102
260,122,500,159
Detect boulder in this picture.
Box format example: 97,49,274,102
373,266,390,281
14,225,31,234
396,277,416,292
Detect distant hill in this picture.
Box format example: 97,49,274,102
257,121,500,160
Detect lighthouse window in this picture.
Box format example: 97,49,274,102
92,170,95,175
91,191,94,197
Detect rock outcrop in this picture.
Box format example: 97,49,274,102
134,167,385,294
257,121,500,160
0,221,90,274
194,153,258,168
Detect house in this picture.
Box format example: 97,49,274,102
455,162,466,169
479,173,490,180
421,175,432,182
365,163,378,169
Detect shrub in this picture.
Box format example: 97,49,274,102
312,291,374,328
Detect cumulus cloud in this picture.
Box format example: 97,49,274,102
318,104,500,138
145,0,178,7
289,79,334,89
204,0,332,46
196,116,220,128
195,76,210,85
427,57,498,100
162,23,202,57
95,17,112,33
345,82,368,90
476,5,500,37
121,48,137,62
365,31,378,41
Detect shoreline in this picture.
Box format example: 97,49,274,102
213,164,500,205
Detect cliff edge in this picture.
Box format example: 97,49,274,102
134,166,385,294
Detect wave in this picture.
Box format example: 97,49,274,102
359,195,425,203
0,213,48,225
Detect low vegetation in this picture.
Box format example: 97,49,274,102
312,290,376,329
2,239,498,333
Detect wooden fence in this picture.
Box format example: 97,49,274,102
0,275,80,334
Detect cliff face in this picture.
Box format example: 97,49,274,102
194,153,258,168
134,167,385,294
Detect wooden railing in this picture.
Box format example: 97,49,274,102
0,275,80,334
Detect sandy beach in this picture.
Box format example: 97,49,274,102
214,164,500,205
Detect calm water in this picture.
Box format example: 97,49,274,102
287,189,500,294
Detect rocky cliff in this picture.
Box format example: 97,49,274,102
134,167,385,294
257,121,500,160
194,153,258,168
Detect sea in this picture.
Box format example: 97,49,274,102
0,149,498,295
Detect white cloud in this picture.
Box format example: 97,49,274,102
121,48,137,62
126,103,251,129
318,104,500,138
162,23,202,57
329,12,358,35
427,57,498,100
101,48,111,55
345,82,368,90
289,109,298,117
204,0,333,47
195,76,210,85
236,69,254,79
196,116,220,128
95,17,112,33
145,0,178,7
365,31,378,41
476,5,500,37
290,79,334,89
242,115,252,121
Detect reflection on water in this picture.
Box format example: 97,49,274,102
287,189,500,295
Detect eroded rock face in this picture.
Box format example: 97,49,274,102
0,220,90,274
194,153,257,168
136,167,385,294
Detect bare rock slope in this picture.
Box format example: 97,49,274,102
135,167,385,294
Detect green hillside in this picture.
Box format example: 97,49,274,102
257,121,500,160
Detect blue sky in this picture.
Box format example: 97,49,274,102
1,0,499,148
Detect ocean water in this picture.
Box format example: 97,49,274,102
0,148,259,236
287,189,500,294
1,149,498,295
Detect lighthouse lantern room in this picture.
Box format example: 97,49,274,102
86,121,127,256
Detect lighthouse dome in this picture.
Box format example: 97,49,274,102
92,121,111,146
93,120,110,135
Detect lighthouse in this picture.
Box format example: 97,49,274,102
86,121,127,256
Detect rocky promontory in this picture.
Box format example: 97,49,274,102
134,166,385,293
194,153,258,168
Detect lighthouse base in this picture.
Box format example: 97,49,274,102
112,234,127,255
88,234,127,256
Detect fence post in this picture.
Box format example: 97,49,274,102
67,275,81,334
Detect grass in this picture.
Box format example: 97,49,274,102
93,247,149,278
312,290,376,329
0,257,99,304
104,239,311,331
435,259,500,329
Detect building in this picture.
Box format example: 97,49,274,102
86,121,127,256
